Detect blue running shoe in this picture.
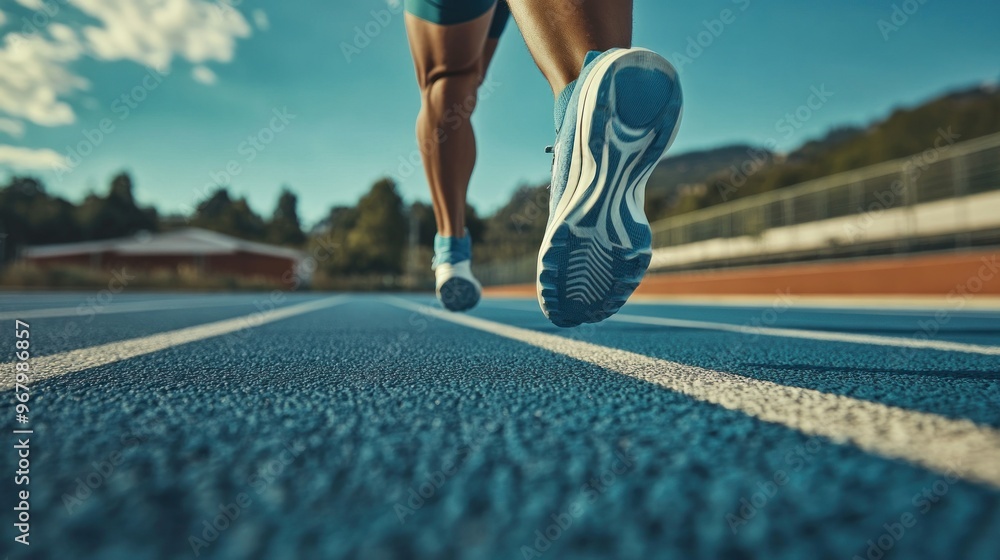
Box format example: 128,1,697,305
538,48,683,327
433,229,482,312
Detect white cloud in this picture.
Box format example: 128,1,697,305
0,144,67,170
252,9,269,31
0,25,89,127
0,118,26,138
15,0,46,10
0,0,255,130
0,10,7,28
48,21,77,43
72,0,252,69
191,65,217,85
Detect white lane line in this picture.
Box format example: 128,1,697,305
0,296,348,391
627,296,1000,312
387,297,1000,489
482,297,1000,318
479,301,1000,356
484,293,1000,311
607,313,1000,356
0,297,269,320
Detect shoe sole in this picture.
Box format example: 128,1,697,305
538,49,683,328
438,277,481,312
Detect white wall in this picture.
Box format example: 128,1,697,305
650,190,1000,270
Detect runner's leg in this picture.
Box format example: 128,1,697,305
505,0,632,95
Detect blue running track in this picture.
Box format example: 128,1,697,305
1,292,999,560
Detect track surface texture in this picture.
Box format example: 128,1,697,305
1,292,999,560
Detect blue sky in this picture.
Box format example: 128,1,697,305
0,0,997,226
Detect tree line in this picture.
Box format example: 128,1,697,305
0,173,311,263
0,172,530,278
4,83,995,278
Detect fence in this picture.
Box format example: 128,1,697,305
650,132,1000,265
476,132,1000,285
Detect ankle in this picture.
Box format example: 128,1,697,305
553,79,578,131
432,228,472,268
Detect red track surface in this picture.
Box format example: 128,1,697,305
484,251,1000,297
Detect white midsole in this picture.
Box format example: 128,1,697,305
550,48,642,231
537,48,681,300
435,260,482,293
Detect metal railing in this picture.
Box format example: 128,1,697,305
474,253,536,288
476,132,1000,285
650,132,1000,251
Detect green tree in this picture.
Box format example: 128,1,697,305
312,205,358,273
76,172,158,240
346,178,407,274
409,202,437,247
267,187,306,246
479,183,550,263
0,177,81,261
465,204,486,244
190,188,267,240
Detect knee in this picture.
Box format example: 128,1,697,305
420,62,483,117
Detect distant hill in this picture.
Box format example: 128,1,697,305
647,83,1000,221
785,126,865,165
644,144,773,218
472,83,1000,263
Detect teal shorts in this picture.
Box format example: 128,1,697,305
404,0,510,38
